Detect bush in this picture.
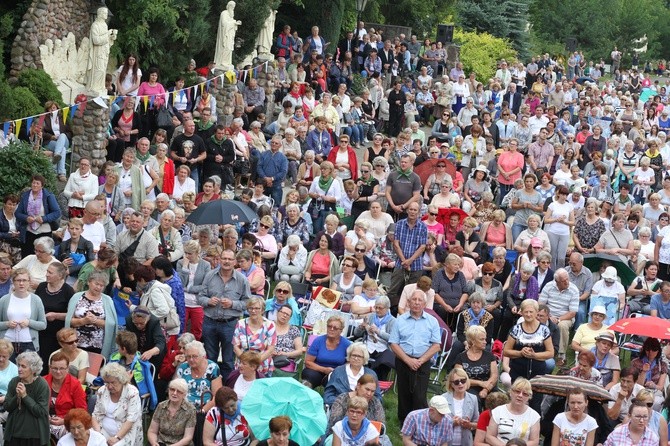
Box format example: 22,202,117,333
0,141,57,199
16,69,64,107
351,73,367,95
5,86,42,122
454,29,517,84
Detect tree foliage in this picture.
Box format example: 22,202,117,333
456,0,531,59
0,141,57,199
453,29,517,83
16,69,63,106
107,0,213,82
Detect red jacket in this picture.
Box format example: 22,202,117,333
162,158,175,195
327,145,359,181
45,373,87,417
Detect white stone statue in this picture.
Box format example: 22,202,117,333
86,7,117,96
256,9,277,58
214,1,242,70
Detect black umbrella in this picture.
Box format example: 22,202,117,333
186,199,258,225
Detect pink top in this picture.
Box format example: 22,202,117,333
311,252,331,276
425,221,445,239
497,151,525,185
137,82,166,108
486,222,507,246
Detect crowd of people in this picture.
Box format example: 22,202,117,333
1,16,670,446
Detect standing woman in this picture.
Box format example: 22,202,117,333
351,162,379,222
497,139,525,204
35,263,74,371
544,185,575,270
115,54,142,97
443,368,479,446
511,173,545,243
4,351,50,446
551,388,597,446
308,161,343,236
65,271,118,359
0,268,47,361
16,174,61,258
110,98,141,162
177,240,211,341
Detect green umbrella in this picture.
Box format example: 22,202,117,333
241,377,327,445
582,253,637,288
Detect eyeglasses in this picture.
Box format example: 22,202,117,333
350,354,364,359
483,272,495,276
327,324,343,330
451,378,467,385
355,248,366,253
512,389,531,397
278,311,292,317
185,354,201,360
260,223,270,229
248,307,263,311
343,264,354,268
275,289,289,294
632,415,650,420
436,165,446,168
50,366,67,372
169,388,185,394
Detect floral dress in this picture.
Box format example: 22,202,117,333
232,318,277,375
573,216,606,250
176,360,220,410
205,406,252,446
72,294,105,352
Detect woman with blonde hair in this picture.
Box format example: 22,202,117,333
443,368,479,446
486,377,540,446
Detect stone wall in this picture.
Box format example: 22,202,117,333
71,97,110,175
10,0,91,80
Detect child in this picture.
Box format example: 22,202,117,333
150,128,167,155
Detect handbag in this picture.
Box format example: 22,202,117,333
156,106,173,128
272,355,291,368
233,157,250,176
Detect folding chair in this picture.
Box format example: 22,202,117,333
619,312,647,361
424,308,453,393
86,351,106,386
141,362,156,429
589,296,620,327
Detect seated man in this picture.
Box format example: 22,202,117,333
650,280,670,319
401,395,453,446
607,367,644,422
538,268,579,367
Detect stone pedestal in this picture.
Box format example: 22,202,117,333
71,95,110,174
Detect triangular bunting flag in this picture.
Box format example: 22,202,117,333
14,119,21,136
38,114,46,127
199,83,204,95
69,104,78,121
62,107,70,125
25,117,33,135
186,88,191,101
149,95,155,109
2,122,9,137
142,95,149,111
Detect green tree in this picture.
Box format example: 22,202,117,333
107,0,213,81
453,29,517,83
0,141,57,198
457,0,531,59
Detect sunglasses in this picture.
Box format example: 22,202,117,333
437,165,446,168
275,289,289,294
61,339,78,345
260,223,270,229
355,248,366,253
429,212,438,216
483,272,494,276
361,170,370,173
451,378,467,385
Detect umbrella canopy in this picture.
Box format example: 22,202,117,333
242,377,327,445
582,253,637,288
530,375,614,402
414,159,457,184
575,77,595,85
609,316,670,339
186,199,258,226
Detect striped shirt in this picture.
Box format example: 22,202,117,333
394,218,428,271
401,408,453,446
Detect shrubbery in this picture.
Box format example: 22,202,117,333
0,141,57,199
16,68,64,107
454,29,517,84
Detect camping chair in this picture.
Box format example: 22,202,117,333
141,362,156,429
619,312,648,361
424,308,454,393
86,351,106,386
589,296,620,327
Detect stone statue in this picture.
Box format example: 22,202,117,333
86,7,117,96
214,1,241,70
256,9,277,59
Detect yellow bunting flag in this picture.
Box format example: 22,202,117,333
143,96,149,110
14,119,22,136
62,107,70,125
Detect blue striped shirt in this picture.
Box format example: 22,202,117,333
394,218,428,271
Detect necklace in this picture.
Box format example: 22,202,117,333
45,283,63,295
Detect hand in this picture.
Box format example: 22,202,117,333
18,319,29,329
453,304,463,312
642,363,651,372
550,316,559,324
208,297,221,307
215,155,223,163
220,298,233,309
511,306,518,315
174,354,186,365
46,312,58,322
7,320,17,329
50,416,64,426
140,351,154,361
16,382,26,398
107,436,121,445
62,257,73,267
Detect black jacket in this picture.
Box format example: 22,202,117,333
204,135,235,179
124,314,167,369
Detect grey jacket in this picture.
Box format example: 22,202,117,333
444,391,479,446
176,259,211,295
0,293,46,351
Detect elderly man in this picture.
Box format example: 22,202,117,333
538,268,580,366
134,137,159,171
390,288,441,423
116,211,160,267
528,127,554,173
385,154,422,221
197,249,250,381
567,252,594,329
257,135,288,206
401,395,453,446
152,194,171,221
650,281,670,319
60,200,107,252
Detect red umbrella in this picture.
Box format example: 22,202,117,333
414,159,457,184
609,316,670,340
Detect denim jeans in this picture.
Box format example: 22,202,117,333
574,299,589,331
511,223,527,243
190,165,201,191
46,134,69,175
202,316,237,381
265,183,284,209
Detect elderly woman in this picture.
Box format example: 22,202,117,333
481,210,513,251
265,281,301,326
58,408,107,446
499,263,540,341
14,236,61,291
353,295,396,381
138,200,159,230
177,240,211,341
491,246,513,292
432,253,471,326
446,293,495,370
455,325,498,400
271,303,303,375
50,328,89,384
253,216,279,263
504,299,554,388
443,368,479,446
4,351,50,446
16,174,61,258
326,374,385,439
257,415,300,446
176,340,222,413
309,160,343,235
277,203,310,247
324,342,381,406
99,169,125,223
235,249,266,298
486,377,540,446
116,149,146,212
0,339,17,403
147,378,196,446
568,350,603,385
510,173,544,242
304,234,340,286
571,305,610,356
232,297,277,376
631,337,667,410
0,268,47,360
65,270,118,359
172,165,197,205
225,350,263,401
331,396,380,446
514,214,550,254
297,150,321,191
151,210,184,263
45,352,87,439
92,362,142,445
203,386,255,446
302,315,352,389
474,262,504,339
275,235,308,283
